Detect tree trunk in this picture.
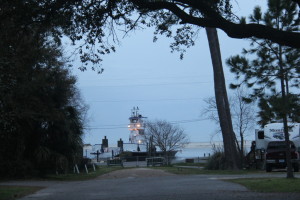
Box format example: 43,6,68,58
239,99,244,167
206,27,240,169
279,46,294,178
240,131,244,168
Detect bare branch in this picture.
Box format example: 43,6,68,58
145,119,189,153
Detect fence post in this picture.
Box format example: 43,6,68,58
75,164,80,174
85,164,89,174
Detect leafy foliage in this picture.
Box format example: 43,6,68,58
257,93,300,126
65,0,300,63
226,0,300,177
226,0,300,122
2,1,299,69
0,1,87,177
205,147,226,170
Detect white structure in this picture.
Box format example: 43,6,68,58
82,107,149,160
128,107,147,144
83,144,102,159
255,122,300,150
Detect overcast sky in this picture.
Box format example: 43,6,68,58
71,1,266,145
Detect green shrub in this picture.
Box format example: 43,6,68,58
0,160,34,178
205,151,226,170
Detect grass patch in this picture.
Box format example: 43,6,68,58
154,166,263,175
228,178,300,193
0,166,123,199
44,166,123,181
0,186,43,200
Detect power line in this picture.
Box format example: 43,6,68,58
89,97,203,103
81,81,210,88
84,126,127,130
170,119,206,124
78,74,213,82
84,118,205,130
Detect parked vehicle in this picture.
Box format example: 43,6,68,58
265,141,299,172
255,123,300,172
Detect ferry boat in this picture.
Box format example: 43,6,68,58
120,107,177,159
83,107,177,161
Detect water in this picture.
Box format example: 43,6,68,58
175,141,252,161
176,147,213,160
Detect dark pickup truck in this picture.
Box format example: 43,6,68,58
265,141,299,172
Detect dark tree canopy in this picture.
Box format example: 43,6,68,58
127,0,300,47
5,0,293,67
0,37,87,176
3,1,299,67
64,0,300,58
258,93,300,126
227,0,300,99
0,0,87,177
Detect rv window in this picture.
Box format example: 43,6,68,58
258,131,264,139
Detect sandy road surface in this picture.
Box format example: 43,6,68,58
97,167,175,179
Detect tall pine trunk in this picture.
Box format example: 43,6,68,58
278,45,294,178
206,28,240,169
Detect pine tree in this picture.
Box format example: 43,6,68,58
226,0,300,178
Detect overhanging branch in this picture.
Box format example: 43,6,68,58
129,0,300,48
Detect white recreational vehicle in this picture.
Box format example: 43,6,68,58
255,122,300,172
255,122,300,151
